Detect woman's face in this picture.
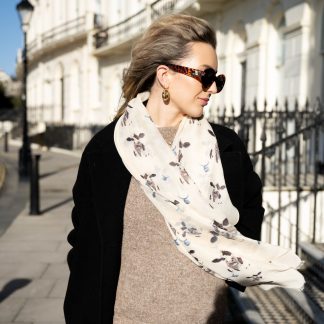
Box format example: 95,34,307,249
168,42,218,119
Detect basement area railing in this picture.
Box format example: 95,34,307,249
209,97,324,252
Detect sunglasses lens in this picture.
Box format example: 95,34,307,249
201,69,216,90
215,75,225,93
201,69,226,92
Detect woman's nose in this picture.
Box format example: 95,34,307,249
207,81,217,94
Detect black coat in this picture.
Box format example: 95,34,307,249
63,120,264,324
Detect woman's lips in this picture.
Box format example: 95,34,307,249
198,98,209,106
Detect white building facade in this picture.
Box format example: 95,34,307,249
21,0,324,129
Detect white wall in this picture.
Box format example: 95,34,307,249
262,190,324,250
211,0,323,116
99,58,128,122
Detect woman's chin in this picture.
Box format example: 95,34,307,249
189,109,204,119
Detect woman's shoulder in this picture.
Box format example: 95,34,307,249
82,119,118,156
209,122,245,152
210,122,238,138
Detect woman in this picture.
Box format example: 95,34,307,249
64,14,304,324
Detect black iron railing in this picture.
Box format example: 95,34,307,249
41,15,86,46
94,8,147,49
209,98,324,252
150,0,177,19
210,98,324,183
0,109,20,122
28,105,53,124
93,0,193,49
41,123,105,150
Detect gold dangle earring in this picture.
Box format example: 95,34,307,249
162,88,170,104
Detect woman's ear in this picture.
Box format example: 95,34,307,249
156,65,170,89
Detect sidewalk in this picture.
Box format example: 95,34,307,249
0,143,81,324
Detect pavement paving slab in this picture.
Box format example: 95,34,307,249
48,279,69,298
0,143,80,324
0,297,27,322
14,298,65,323
0,241,60,252
41,264,69,280
0,251,66,264
0,263,48,280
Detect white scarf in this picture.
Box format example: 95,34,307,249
114,91,305,290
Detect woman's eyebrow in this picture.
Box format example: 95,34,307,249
199,64,217,70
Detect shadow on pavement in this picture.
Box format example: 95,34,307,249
0,278,31,302
41,197,73,214
40,163,79,179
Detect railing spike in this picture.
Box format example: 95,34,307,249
305,98,309,111
315,96,324,113
260,121,267,141
294,98,299,112
231,105,235,116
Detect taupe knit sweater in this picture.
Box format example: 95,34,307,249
113,127,228,324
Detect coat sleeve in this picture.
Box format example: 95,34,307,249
235,136,264,241
66,152,94,269
64,151,102,324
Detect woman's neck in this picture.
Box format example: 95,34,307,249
145,90,184,127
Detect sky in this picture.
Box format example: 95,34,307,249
0,0,23,78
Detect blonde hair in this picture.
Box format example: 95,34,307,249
114,14,216,120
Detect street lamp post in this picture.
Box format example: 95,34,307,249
16,0,34,179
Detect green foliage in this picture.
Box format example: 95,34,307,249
0,82,18,110
11,95,22,109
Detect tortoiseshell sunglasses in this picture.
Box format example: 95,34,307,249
165,63,226,92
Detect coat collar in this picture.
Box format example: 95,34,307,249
214,128,233,153
86,119,234,158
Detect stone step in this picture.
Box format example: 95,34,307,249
230,286,312,323
300,242,324,270
299,242,324,317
